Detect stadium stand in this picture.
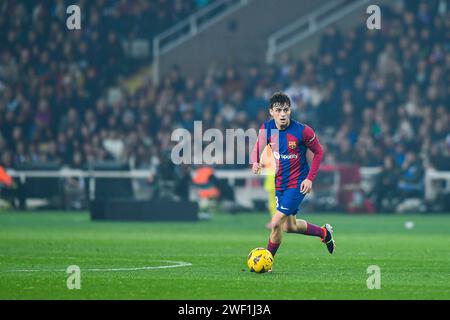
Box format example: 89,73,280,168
0,0,449,212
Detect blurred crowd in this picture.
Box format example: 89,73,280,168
0,0,213,170
0,1,449,209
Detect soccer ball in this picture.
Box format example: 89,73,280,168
247,247,273,273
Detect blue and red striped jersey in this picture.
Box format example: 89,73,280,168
251,119,323,191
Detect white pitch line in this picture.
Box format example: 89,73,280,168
6,260,192,272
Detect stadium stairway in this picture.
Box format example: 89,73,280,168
120,0,339,86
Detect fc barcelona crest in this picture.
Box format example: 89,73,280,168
288,141,297,149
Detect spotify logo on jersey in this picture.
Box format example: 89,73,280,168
273,152,298,160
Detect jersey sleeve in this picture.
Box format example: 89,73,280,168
302,125,323,181
250,122,268,165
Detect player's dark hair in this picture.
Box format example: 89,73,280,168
269,91,291,108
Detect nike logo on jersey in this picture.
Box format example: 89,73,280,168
306,134,316,144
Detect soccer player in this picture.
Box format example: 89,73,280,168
251,91,336,270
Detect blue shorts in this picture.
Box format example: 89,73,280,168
275,188,306,216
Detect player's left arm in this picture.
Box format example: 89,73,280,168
300,125,324,194
250,122,269,174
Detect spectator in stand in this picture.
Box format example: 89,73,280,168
398,152,425,200
372,155,400,212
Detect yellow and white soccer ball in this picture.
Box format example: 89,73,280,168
247,247,273,273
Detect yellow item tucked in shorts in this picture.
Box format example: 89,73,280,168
264,172,276,216
260,145,277,216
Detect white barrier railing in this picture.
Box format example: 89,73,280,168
425,169,450,201
5,168,266,204
6,168,153,201
5,167,448,204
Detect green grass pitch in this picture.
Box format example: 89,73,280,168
0,210,449,299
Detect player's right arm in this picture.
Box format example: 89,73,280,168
252,162,262,174
250,122,268,174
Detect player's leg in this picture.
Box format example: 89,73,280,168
274,189,312,235
280,187,337,254
284,217,325,238
283,216,336,253
266,190,294,258
267,210,289,257
284,217,336,254
266,210,290,273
